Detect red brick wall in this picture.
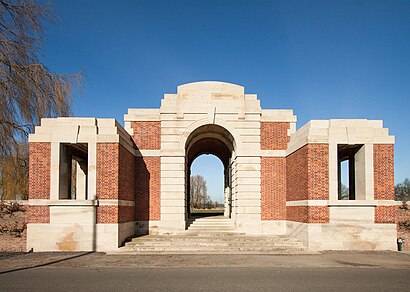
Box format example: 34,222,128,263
308,206,329,223
286,206,329,223
119,145,136,201
135,156,161,221
97,205,135,224
307,144,329,200
28,142,51,199
261,157,286,220
119,206,135,223
286,144,329,201
26,206,50,223
374,144,394,200
131,121,161,150
97,143,137,223
286,206,308,223
96,143,119,200
261,122,290,150
374,206,396,223
286,144,329,223
97,205,117,223
286,146,308,201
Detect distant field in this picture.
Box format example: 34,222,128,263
191,209,224,216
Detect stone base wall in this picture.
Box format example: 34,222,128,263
287,221,397,250
27,221,135,252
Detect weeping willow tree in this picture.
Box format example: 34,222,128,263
0,0,82,199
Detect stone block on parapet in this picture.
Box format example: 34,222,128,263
124,108,160,121
177,81,245,95
245,94,257,100
41,117,97,127
261,109,297,122
244,99,261,112
287,118,394,154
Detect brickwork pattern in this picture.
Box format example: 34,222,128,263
97,205,135,224
286,206,308,223
96,143,119,200
97,205,117,223
261,122,290,150
131,121,161,150
286,206,329,223
261,157,286,220
374,144,394,200
286,144,329,202
119,206,135,223
307,144,329,200
308,206,329,223
286,146,308,201
135,156,161,221
28,142,51,199
119,144,136,201
374,206,396,223
26,206,50,223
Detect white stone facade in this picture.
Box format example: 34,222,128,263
27,81,397,251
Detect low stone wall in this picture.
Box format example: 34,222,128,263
0,201,27,252
396,204,410,251
1,200,409,252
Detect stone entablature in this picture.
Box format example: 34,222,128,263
27,81,396,251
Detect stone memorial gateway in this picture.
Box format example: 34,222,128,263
27,81,397,251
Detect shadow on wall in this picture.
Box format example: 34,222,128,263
134,148,150,235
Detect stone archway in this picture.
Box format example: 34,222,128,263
27,81,397,251
185,124,236,222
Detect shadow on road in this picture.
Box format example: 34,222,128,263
0,251,95,275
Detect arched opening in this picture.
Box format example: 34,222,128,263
190,154,224,216
185,124,236,224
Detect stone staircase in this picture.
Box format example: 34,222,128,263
116,216,308,254
186,215,238,234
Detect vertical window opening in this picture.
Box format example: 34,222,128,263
337,144,364,200
59,143,88,200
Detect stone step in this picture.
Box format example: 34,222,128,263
125,240,305,248
187,227,236,232
114,246,311,255
126,246,307,253
129,236,302,243
187,217,231,223
187,217,235,232
187,221,235,225
121,233,308,255
118,215,307,255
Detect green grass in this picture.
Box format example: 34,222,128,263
190,209,225,218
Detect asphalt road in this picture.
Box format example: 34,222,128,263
0,252,409,291
0,266,409,291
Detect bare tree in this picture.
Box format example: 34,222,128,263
0,0,82,199
190,175,209,209
395,178,410,203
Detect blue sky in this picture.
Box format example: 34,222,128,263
41,0,410,201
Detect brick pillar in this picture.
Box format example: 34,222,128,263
131,121,161,221
286,144,329,223
373,144,395,223
27,142,51,224
260,122,290,221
